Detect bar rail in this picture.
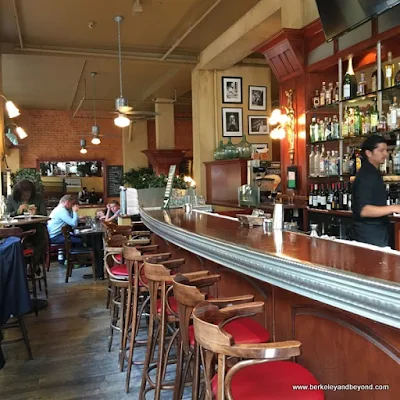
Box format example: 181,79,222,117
140,207,400,329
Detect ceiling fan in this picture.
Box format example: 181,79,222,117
113,15,158,127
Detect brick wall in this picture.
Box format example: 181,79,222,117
18,109,123,168
147,114,193,157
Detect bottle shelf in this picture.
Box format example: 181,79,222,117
307,208,353,217
306,85,400,114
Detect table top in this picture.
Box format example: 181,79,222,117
0,216,50,226
141,207,400,328
73,226,105,236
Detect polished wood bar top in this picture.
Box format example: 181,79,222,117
141,207,400,328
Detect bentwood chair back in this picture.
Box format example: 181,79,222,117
192,301,324,400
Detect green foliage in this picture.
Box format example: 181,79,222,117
11,168,44,193
122,167,189,190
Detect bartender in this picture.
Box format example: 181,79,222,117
351,135,400,247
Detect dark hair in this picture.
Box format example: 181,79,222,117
82,187,87,191
361,135,386,159
111,201,120,206
13,180,36,202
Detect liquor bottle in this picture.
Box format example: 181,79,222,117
308,184,314,208
319,144,326,177
395,63,400,86
342,108,349,138
371,66,384,92
312,184,319,208
332,115,339,139
309,117,317,143
385,52,395,88
318,119,325,141
356,148,362,173
386,184,391,206
324,117,332,140
320,82,326,107
326,184,333,210
309,145,315,177
343,57,357,100
342,154,350,175
358,72,367,96
393,134,400,175
348,108,355,137
388,151,394,175
370,102,379,134
325,151,331,176
334,81,340,102
363,108,371,135
319,184,327,210
326,83,333,105
314,145,320,177
389,96,399,130
354,106,361,136
313,90,320,108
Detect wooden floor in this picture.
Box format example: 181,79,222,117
0,264,185,399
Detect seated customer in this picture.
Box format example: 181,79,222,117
102,201,121,223
88,188,99,204
6,179,46,217
95,208,106,220
47,195,82,246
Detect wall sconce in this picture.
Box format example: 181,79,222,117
80,138,88,154
269,89,295,164
1,94,20,119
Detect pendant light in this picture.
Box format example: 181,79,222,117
80,138,88,154
90,72,101,145
114,15,131,128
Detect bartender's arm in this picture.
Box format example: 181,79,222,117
361,204,400,218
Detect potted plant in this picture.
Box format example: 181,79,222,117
11,168,44,193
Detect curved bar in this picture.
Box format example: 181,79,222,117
141,208,400,329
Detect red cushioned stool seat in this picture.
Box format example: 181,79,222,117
23,249,34,256
114,254,123,263
188,317,270,347
110,264,128,277
212,361,324,399
157,297,178,315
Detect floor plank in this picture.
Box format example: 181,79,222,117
0,264,188,399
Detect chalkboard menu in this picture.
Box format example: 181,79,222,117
107,165,123,197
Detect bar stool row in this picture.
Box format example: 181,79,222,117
104,234,325,399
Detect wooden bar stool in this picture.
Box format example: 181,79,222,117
172,274,271,400
104,243,169,370
139,261,209,400
1,315,33,360
192,301,324,400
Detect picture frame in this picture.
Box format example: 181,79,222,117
249,85,267,111
222,108,243,137
222,77,243,104
251,143,269,153
248,115,269,135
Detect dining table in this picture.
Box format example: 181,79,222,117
0,215,50,227
0,236,31,369
73,225,106,280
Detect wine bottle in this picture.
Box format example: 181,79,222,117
395,63,400,86
357,72,367,96
371,67,384,92
308,184,314,208
354,106,361,136
309,146,315,177
312,184,319,208
393,134,400,175
326,185,333,210
347,182,352,211
320,82,326,107
343,57,357,100
319,184,327,210
385,52,395,88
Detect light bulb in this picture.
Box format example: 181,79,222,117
114,114,130,128
16,126,27,139
277,127,286,139
91,136,101,145
80,147,88,154
5,101,20,118
269,109,282,125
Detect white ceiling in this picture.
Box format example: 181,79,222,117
0,0,261,112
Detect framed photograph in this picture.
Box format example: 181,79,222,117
249,85,267,110
222,77,243,104
248,115,269,135
222,108,243,137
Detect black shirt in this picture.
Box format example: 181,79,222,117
351,160,389,247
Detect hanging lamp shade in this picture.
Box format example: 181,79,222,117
114,113,130,128
80,138,88,154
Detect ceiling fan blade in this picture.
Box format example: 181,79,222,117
118,105,133,113
124,110,159,116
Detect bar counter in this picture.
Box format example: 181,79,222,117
141,207,400,399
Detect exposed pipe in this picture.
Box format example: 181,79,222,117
14,45,197,65
161,0,223,60
72,96,86,119
70,60,87,110
12,0,24,49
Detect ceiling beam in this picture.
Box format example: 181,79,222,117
9,44,198,65
12,0,24,50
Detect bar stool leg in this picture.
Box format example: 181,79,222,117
19,315,33,360
118,287,127,371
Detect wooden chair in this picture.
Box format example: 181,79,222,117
139,261,209,400
172,274,271,400
1,315,33,360
62,226,95,283
192,301,324,400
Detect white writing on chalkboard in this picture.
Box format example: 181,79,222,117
107,165,123,197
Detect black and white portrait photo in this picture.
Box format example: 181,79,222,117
248,116,269,135
222,77,243,104
222,108,243,137
249,86,267,111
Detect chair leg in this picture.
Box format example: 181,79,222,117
106,285,111,309
139,314,156,398
119,287,127,371
29,257,38,317
42,263,49,299
192,343,201,400
18,315,33,360
154,311,167,400
65,258,71,283
91,253,96,281
173,340,184,400
121,285,133,372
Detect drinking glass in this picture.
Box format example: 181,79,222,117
287,189,295,206
23,211,31,220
